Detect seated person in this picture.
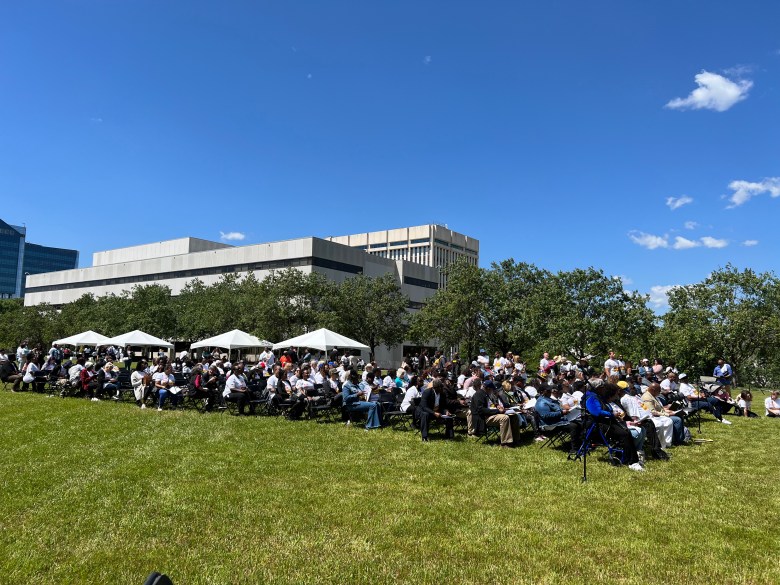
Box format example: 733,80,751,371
0,357,23,392
765,390,780,417
605,385,646,456
154,364,183,411
223,364,253,415
469,379,520,448
621,383,673,451
80,362,100,400
534,384,582,454
97,363,119,400
342,369,382,430
678,373,732,425
737,390,757,418
131,362,148,408
21,356,47,392
584,382,644,471
400,376,421,414
641,383,687,446
416,379,454,441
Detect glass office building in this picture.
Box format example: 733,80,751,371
0,219,79,299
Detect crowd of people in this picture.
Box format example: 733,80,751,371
2,341,778,473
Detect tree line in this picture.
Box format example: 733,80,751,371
1,262,777,386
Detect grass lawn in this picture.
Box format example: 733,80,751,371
1,391,778,585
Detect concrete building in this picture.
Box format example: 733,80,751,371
24,235,441,365
325,224,479,287
0,218,79,299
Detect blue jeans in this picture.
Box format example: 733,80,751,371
348,401,382,429
689,397,722,420
158,388,182,409
669,415,685,445
628,425,646,451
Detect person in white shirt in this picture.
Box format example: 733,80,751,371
223,364,252,415
400,376,421,413
130,362,148,409
539,352,551,373
313,363,327,386
259,348,275,370
764,390,780,417
678,373,731,424
153,364,182,411
660,372,678,394
604,351,620,377
622,385,674,449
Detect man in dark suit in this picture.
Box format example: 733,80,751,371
417,379,454,442
470,379,518,448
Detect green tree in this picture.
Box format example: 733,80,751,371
659,264,780,385
331,274,409,361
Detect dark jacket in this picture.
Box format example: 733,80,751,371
417,386,445,417
469,389,500,436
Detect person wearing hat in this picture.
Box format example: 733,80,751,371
638,359,653,379
678,373,732,424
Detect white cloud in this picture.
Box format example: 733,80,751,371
628,231,668,250
742,239,759,246
700,236,728,248
648,285,678,310
684,221,698,230
666,195,693,210
219,231,245,241
725,177,780,207
665,70,752,112
90,117,103,123
423,55,432,65
673,236,699,250
723,64,755,78
613,275,633,286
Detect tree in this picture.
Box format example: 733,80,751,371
409,261,488,360
124,285,176,339
331,274,409,361
659,264,780,385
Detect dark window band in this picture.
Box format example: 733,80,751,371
403,275,438,290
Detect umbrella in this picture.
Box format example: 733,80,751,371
53,330,111,347
273,328,368,352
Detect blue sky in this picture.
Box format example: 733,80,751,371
1,1,778,311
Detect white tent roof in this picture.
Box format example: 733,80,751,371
105,330,174,348
53,330,111,347
273,328,369,352
190,329,270,351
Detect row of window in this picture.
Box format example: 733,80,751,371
24,256,364,294
403,275,439,290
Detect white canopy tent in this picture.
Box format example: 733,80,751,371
105,330,174,349
53,330,111,347
190,330,268,351
273,328,369,352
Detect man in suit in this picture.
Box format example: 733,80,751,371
469,379,519,448
417,379,454,442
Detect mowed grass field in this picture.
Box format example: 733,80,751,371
1,391,778,585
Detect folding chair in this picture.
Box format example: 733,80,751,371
569,417,625,466
533,411,572,449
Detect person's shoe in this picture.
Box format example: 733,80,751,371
91,397,99,402
500,444,512,449
140,404,146,409
656,449,670,460
628,462,645,472
422,437,429,442
721,418,732,425
637,451,646,464
157,407,163,412
534,435,547,442
112,395,120,400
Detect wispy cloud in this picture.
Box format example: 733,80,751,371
629,231,729,250
423,55,432,65
613,275,633,286
673,236,699,250
648,285,679,310
725,177,780,207
684,221,698,230
90,117,103,123
723,64,755,78
219,231,245,241
666,70,752,112
629,231,668,250
742,239,759,246
666,195,693,210
700,236,728,248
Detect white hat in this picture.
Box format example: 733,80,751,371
679,373,688,380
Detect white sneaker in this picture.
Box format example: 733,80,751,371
141,404,146,409
157,407,163,412
628,463,645,472
721,419,732,425
91,397,99,402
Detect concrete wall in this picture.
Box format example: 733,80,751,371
93,237,232,267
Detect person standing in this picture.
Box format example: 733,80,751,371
713,359,733,394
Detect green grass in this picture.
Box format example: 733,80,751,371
1,391,778,585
